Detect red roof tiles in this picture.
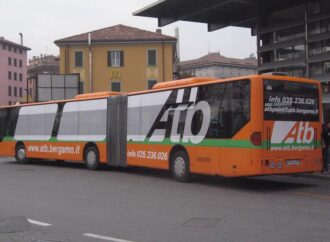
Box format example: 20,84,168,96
179,52,257,68
54,24,176,45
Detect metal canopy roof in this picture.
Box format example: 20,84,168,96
134,0,311,32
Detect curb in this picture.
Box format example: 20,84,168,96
292,172,330,181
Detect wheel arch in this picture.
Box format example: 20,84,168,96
83,142,98,160
15,141,25,151
15,141,28,164
168,144,189,169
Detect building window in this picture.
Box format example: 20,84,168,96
324,61,330,74
108,50,124,67
309,39,330,56
276,45,305,62
148,80,157,89
275,25,305,43
19,59,22,67
2,44,5,50
14,47,17,53
8,86,12,96
8,71,12,80
19,73,22,82
9,101,11,105
111,81,121,92
19,88,22,97
8,57,11,65
14,58,17,67
19,48,22,54
147,49,157,66
14,87,17,97
74,51,83,67
309,17,330,35
310,61,330,76
8,45,12,51
14,72,17,81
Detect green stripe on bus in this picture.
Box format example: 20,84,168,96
2,136,13,141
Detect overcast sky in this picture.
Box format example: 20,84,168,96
0,0,256,61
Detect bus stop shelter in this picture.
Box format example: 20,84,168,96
134,0,310,32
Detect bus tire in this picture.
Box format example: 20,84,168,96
15,144,29,164
171,151,191,182
84,146,100,170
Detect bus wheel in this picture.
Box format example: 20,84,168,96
15,144,28,164
171,151,191,182
84,146,100,170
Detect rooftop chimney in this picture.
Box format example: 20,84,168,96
156,29,162,34
19,33,23,45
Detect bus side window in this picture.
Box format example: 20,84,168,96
230,80,250,135
209,80,250,138
218,85,232,138
195,79,250,139
0,109,8,141
196,83,225,138
6,107,19,138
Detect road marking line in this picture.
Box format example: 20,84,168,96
83,233,135,242
296,192,330,200
27,218,52,227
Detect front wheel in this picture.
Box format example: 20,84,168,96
171,151,191,182
84,146,100,170
15,144,29,164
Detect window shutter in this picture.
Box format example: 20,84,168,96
120,51,124,66
107,51,111,67
74,51,83,67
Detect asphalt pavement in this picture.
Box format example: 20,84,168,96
0,157,330,242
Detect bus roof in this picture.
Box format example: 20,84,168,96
0,74,320,109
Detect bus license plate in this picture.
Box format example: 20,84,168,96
286,160,301,166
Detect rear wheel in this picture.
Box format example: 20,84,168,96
171,151,191,182
15,144,29,164
84,146,100,170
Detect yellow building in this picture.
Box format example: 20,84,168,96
54,24,177,93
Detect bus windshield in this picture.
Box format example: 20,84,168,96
264,79,319,121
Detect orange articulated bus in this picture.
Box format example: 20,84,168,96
0,74,322,181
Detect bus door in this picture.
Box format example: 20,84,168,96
263,79,320,170
107,95,128,167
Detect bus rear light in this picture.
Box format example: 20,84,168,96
251,132,262,146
